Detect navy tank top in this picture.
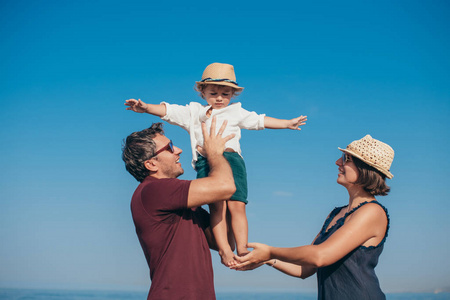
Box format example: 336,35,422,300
313,201,389,300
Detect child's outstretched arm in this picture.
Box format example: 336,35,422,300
125,99,166,117
264,115,307,130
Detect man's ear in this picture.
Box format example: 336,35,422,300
144,159,158,172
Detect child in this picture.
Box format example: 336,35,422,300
125,62,307,266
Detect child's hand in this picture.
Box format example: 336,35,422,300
288,115,307,130
125,99,149,113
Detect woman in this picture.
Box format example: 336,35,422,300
233,135,394,300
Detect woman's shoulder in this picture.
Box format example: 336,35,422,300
356,201,387,215
351,201,388,226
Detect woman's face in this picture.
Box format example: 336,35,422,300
336,153,359,187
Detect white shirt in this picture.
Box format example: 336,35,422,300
161,102,265,168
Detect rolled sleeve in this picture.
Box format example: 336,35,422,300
161,102,191,131
238,105,266,130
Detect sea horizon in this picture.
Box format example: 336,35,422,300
1,287,449,300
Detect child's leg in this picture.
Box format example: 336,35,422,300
226,208,236,252
226,200,249,256
209,201,235,267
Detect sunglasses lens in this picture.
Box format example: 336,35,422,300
342,153,350,164
169,141,174,153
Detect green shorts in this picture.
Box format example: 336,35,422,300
195,152,248,204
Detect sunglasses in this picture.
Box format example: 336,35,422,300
342,152,352,164
153,140,174,156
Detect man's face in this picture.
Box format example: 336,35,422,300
152,134,184,178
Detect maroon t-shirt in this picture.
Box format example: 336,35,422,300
130,176,215,300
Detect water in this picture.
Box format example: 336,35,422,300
0,289,449,300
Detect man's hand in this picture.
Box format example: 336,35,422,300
125,99,148,113
287,115,307,130
201,117,234,158
186,116,236,208
230,242,271,271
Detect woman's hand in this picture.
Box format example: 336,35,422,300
231,242,271,271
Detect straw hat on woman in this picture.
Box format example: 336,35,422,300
233,135,394,300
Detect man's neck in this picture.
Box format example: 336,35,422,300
148,172,175,180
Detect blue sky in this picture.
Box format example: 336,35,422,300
1,0,449,294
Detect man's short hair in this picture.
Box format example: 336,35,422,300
122,123,164,182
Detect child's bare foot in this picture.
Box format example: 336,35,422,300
237,247,249,257
219,249,237,267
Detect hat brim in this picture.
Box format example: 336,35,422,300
338,147,393,179
195,81,244,90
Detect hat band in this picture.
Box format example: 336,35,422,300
200,78,239,86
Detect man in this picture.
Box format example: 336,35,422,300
122,117,236,300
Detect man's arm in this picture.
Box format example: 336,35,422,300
204,225,219,251
187,117,236,208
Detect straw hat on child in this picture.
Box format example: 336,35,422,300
196,63,244,90
339,135,394,179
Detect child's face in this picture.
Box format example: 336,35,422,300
202,85,234,110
